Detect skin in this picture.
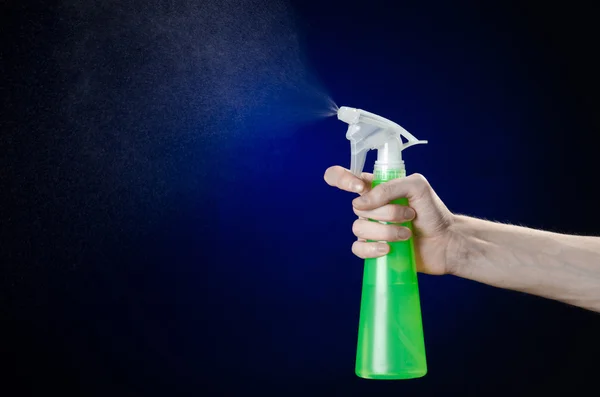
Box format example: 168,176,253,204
324,166,600,313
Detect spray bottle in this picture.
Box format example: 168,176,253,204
337,106,428,379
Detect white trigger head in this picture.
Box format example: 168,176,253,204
337,106,427,176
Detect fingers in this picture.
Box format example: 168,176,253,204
351,219,413,258
324,165,373,194
353,204,416,223
325,166,425,260
352,173,430,210
352,241,390,259
352,219,412,242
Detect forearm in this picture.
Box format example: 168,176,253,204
447,215,600,312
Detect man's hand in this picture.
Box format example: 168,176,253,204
324,166,456,275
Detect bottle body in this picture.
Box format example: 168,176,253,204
355,166,427,379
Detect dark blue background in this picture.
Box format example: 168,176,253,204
2,0,599,396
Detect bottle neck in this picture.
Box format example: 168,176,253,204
373,162,406,180
374,137,406,176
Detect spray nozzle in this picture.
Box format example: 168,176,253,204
337,106,428,176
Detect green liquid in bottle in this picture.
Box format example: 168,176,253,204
355,168,427,379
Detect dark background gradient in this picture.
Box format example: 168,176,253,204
2,0,599,395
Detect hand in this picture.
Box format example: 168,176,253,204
324,166,456,275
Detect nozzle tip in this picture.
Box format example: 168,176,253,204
337,106,359,124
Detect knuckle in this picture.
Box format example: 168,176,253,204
410,173,428,185
345,176,356,191
368,188,385,205
408,173,432,198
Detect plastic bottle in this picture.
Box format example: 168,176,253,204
337,106,428,379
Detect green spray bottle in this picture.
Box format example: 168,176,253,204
337,106,428,379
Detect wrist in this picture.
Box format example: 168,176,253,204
444,214,477,277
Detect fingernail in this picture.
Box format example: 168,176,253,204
376,243,389,254
398,227,411,240
404,207,416,220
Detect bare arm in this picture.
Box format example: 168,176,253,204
447,215,600,312
324,167,600,312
